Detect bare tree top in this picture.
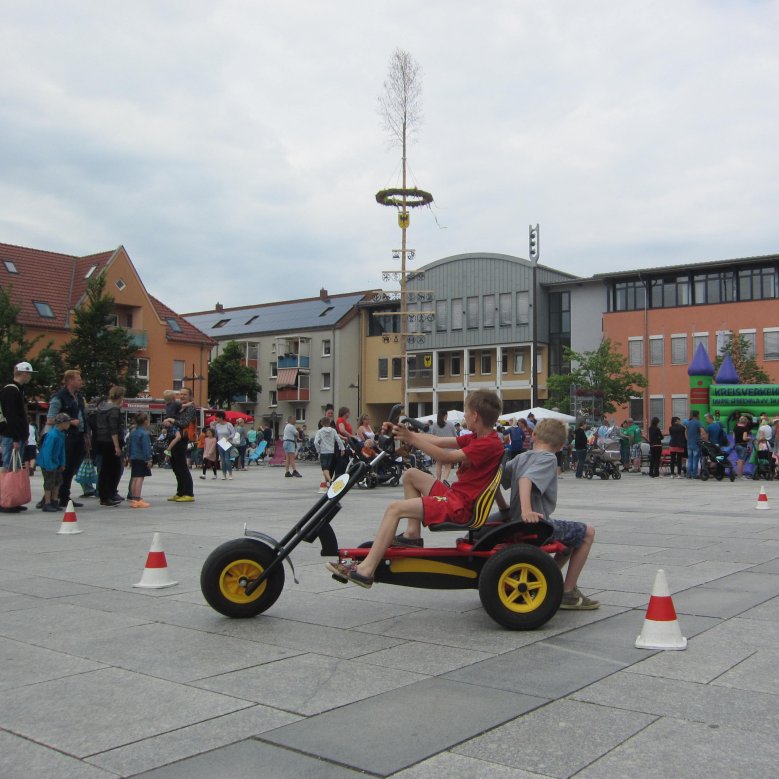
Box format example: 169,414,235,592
378,48,423,146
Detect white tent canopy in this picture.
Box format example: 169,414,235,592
514,407,577,424
412,409,465,426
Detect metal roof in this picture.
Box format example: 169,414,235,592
182,291,373,338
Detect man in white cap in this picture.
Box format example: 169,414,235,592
0,362,35,486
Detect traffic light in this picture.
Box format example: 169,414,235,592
529,224,540,262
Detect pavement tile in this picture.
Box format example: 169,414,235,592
53,621,301,682
444,642,625,698
737,595,779,621
745,558,779,574
0,667,252,758
0,575,100,598
192,652,428,715
572,671,779,736
454,699,655,778
711,649,779,695
0,730,115,779
576,716,779,778
700,570,779,595
702,616,779,648
390,751,543,778
358,640,495,675
672,585,776,619
261,677,545,776
0,635,106,690
85,704,302,776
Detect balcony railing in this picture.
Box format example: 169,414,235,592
126,329,148,349
277,355,310,369
278,387,310,401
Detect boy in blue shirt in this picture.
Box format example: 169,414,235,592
38,412,71,512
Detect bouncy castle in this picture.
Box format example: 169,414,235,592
688,343,779,427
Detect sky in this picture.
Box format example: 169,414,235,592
2,1,778,314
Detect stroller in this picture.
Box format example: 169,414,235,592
699,440,736,482
348,437,402,488
584,444,621,480
751,440,775,481
247,440,268,465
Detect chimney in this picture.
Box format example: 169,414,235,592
215,302,223,311
320,288,330,303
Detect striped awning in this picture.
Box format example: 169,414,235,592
276,368,299,388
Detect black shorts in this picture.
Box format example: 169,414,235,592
130,459,152,478
319,453,336,473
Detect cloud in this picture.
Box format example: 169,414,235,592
1,0,778,312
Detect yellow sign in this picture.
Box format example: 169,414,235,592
398,212,410,228
423,354,432,368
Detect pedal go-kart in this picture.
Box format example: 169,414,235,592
200,407,565,630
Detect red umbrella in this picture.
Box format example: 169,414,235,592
205,410,254,425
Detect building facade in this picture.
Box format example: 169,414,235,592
183,289,375,436
0,242,214,403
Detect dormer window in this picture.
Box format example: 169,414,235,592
3,260,18,273
33,301,55,318
166,317,183,333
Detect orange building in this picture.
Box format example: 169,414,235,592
0,242,214,404
598,254,779,428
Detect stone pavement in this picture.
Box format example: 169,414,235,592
1,462,778,778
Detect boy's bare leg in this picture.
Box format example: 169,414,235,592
357,497,426,578
555,525,595,592
398,468,436,540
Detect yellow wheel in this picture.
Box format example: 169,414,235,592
201,540,285,618
496,562,548,613
479,546,563,630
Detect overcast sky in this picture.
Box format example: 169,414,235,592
2,1,777,313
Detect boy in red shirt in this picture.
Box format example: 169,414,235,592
326,390,504,588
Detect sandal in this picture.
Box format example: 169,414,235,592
391,533,424,548
325,561,374,588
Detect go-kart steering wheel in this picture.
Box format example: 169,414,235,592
400,417,427,432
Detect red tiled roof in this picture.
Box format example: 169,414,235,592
0,241,213,347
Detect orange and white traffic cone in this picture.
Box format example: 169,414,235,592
57,500,83,535
133,533,178,589
635,569,687,650
755,486,770,510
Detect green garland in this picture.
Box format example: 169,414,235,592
375,188,434,208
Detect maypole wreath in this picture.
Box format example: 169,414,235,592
375,187,434,208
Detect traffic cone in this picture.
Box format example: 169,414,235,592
635,569,687,650
755,486,770,510
133,533,178,589
57,500,83,535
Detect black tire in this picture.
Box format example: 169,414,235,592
478,545,563,630
612,468,621,480
700,467,709,481
585,469,593,480
387,463,401,487
600,471,609,480
729,470,736,482
201,539,285,618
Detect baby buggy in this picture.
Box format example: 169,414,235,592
584,445,621,480
699,440,736,482
348,437,402,488
751,441,775,481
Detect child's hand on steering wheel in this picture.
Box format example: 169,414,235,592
520,509,544,524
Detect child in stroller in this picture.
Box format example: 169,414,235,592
699,439,736,482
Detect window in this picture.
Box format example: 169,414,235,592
270,361,277,378
692,332,708,357
322,339,331,357
84,264,97,278
649,396,665,429
319,306,334,317
322,372,331,390
764,329,779,360
129,358,149,391
483,295,495,328
466,297,479,329
451,299,463,330
450,355,461,376
672,395,688,420
115,279,126,291
33,300,55,318
693,272,735,305
245,315,259,325
165,317,182,333
516,291,529,324
629,397,644,423
649,336,664,366
716,330,732,355
481,352,492,374
378,357,389,379
537,352,543,373
739,267,776,301
499,293,512,326
650,277,690,308
514,352,525,373
628,338,643,367
468,353,476,375
612,280,646,312
407,304,419,333
295,407,306,423
369,311,400,336
172,360,185,391
105,313,118,326
671,335,687,365
269,390,277,406
739,330,757,359
501,348,509,374
421,307,433,333
435,300,447,331
213,319,230,329
438,354,446,377
392,357,402,379
4,260,18,273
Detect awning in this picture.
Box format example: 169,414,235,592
276,368,299,388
